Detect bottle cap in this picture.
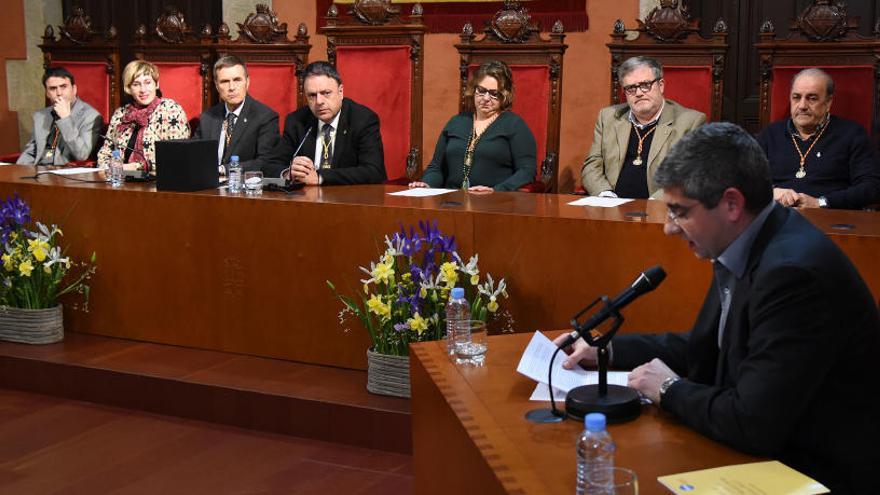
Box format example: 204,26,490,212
585,412,606,432
451,287,464,299
231,155,239,162
111,150,121,159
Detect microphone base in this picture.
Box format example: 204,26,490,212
524,407,566,424
565,384,641,423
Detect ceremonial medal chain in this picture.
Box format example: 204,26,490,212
790,121,828,179
462,113,499,189
632,124,656,166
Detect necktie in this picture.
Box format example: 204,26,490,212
320,124,333,169
222,113,237,162
713,262,732,348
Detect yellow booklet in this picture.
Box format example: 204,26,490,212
657,461,829,495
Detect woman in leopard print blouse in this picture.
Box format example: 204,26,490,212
97,60,190,172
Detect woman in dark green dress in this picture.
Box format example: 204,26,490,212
410,60,536,192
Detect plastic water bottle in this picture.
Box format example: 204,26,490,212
227,155,242,194
108,149,124,188
577,413,616,495
445,287,470,356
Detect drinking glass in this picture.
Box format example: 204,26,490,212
244,171,263,195
585,467,638,495
454,319,487,365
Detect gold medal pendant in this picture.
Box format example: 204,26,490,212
632,157,643,166
795,167,806,179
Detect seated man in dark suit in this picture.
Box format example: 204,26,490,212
265,61,385,185
557,123,880,494
17,66,102,165
194,55,279,173
757,68,880,209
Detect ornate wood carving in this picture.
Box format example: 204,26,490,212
607,3,728,122
59,7,94,44
155,6,191,44
237,4,289,44
319,5,427,181
755,0,880,131
455,2,567,191
640,0,700,42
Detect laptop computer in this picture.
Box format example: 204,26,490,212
155,139,220,192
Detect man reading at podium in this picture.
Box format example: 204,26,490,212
556,122,879,494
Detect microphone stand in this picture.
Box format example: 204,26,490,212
564,295,641,423
524,344,566,424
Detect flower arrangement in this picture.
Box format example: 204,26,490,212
0,194,96,310
328,220,508,356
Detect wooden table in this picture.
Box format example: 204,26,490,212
1,165,877,370
410,332,758,495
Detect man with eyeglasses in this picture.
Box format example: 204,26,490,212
194,56,280,174
757,68,880,209
264,61,385,185
581,56,705,199
558,122,879,494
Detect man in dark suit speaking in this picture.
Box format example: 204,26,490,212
265,61,385,185
194,55,279,173
557,123,879,494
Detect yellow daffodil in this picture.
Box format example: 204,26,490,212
9,231,17,241
1,253,13,271
470,274,479,285
366,294,391,319
27,238,50,262
371,261,394,285
487,296,499,313
407,312,429,335
439,261,459,287
19,260,33,277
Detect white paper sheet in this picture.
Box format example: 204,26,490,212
528,372,631,401
387,188,456,197
45,167,101,176
516,331,595,392
568,197,634,207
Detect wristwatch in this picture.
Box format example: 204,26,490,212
659,376,681,403
817,196,829,208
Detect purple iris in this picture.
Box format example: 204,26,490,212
0,194,31,244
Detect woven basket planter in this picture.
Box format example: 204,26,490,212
366,348,411,398
0,305,64,344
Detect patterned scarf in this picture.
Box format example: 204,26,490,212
117,97,161,170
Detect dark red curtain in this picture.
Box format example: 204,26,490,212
316,1,587,33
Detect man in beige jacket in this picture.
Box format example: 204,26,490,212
581,56,706,199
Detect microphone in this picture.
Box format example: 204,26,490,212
560,265,666,349
100,133,154,177
283,127,313,183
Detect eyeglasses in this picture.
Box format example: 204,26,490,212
475,86,500,100
666,203,698,225
622,77,661,96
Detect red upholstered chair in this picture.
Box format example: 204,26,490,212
456,2,567,193
39,7,120,125
215,5,311,130
607,2,729,122
755,1,880,135
319,1,426,183
130,6,213,129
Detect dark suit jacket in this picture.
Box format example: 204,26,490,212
265,98,386,185
194,96,279,173
613,204,880,494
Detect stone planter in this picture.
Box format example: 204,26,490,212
366,348,410,398
0,304,63,344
